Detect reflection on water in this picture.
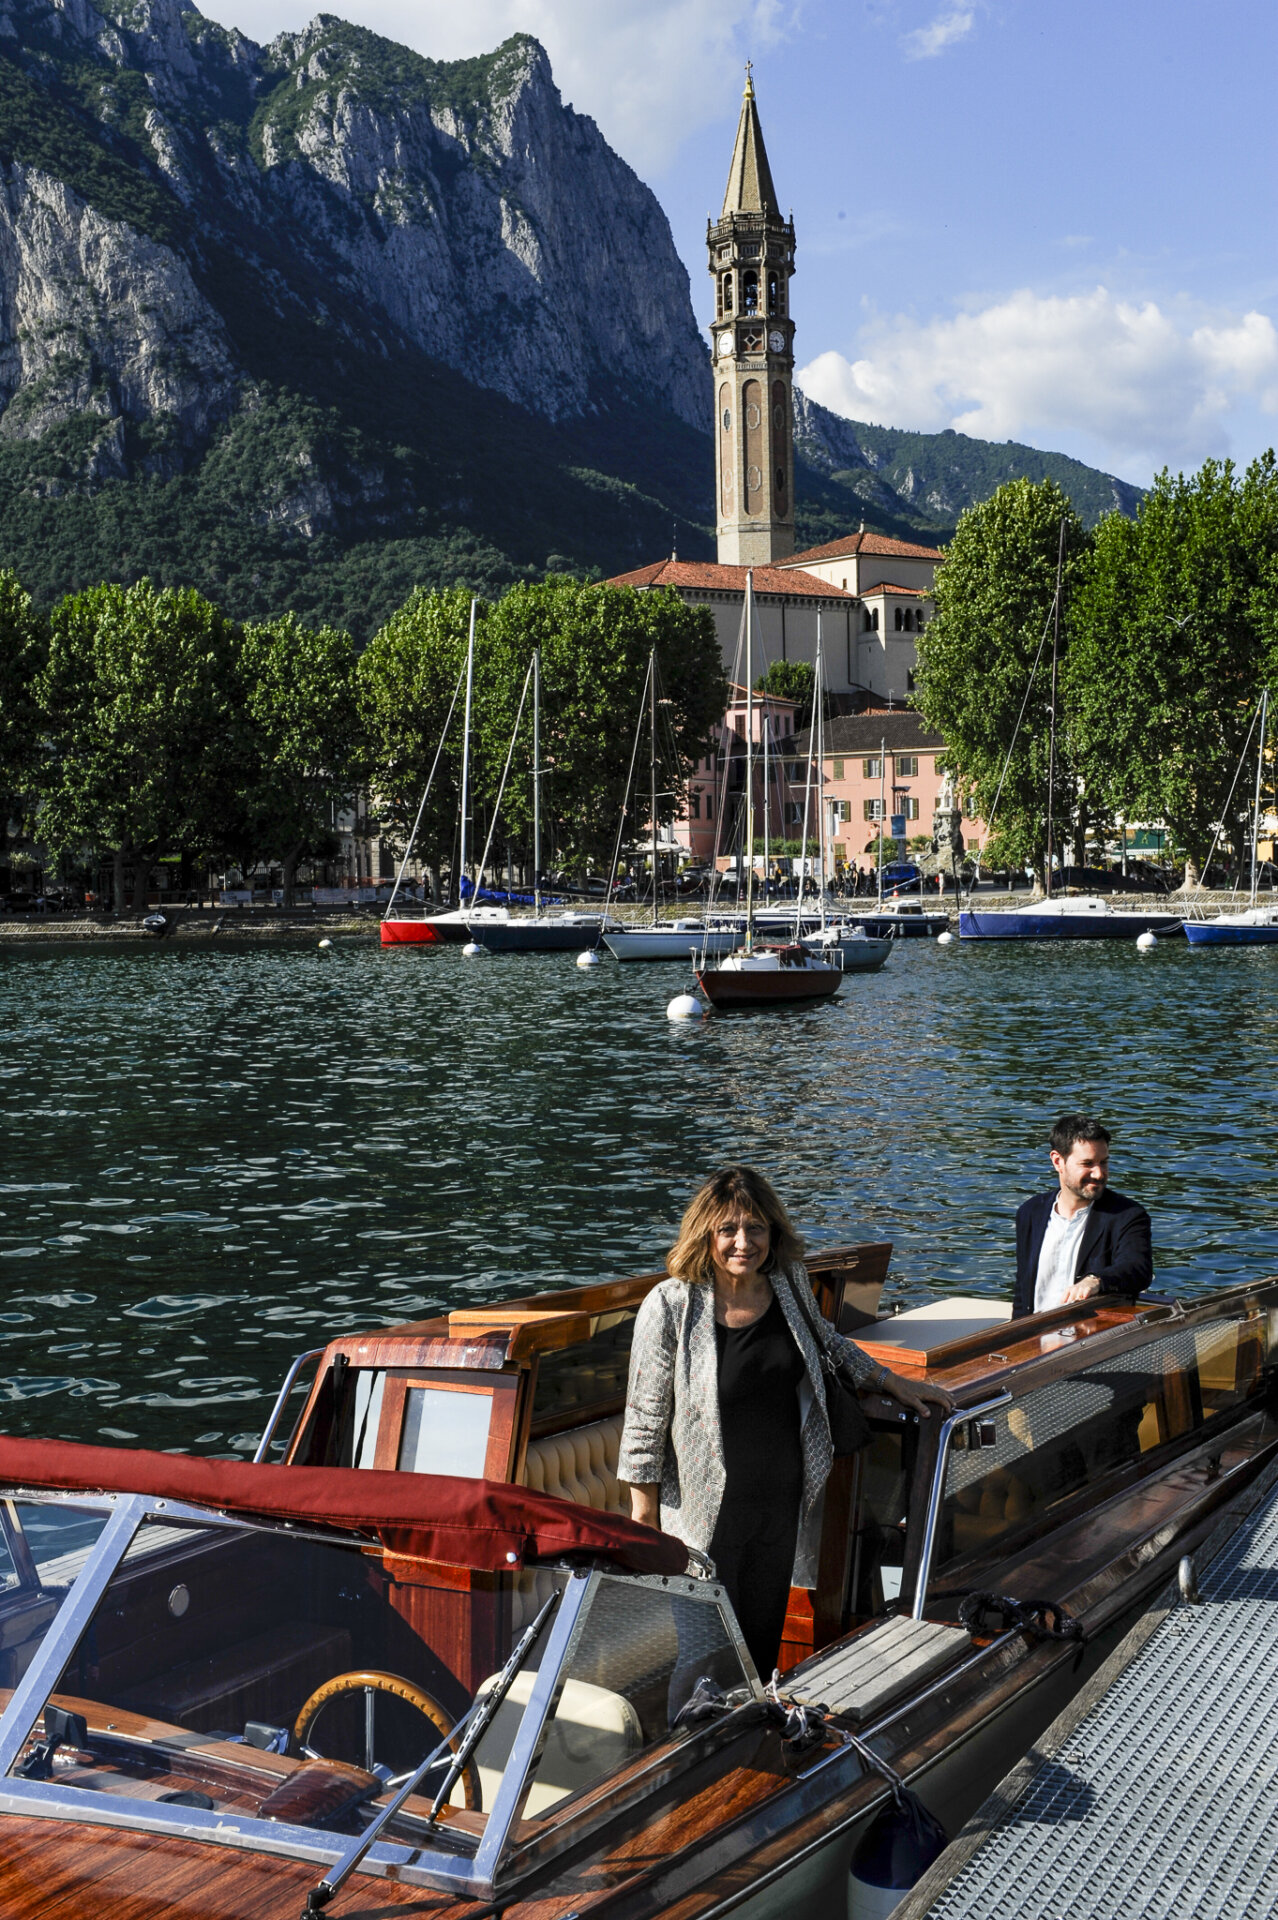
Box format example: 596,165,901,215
1,938,1275,1453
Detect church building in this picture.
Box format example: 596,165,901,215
611,70,943,709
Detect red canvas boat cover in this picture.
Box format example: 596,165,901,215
0,1437,687,1576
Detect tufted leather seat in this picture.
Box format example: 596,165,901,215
522,1413,627,1517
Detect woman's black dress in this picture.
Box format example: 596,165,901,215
711,1294,805,1678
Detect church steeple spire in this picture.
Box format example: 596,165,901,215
707,71,795,567
720,64,780,219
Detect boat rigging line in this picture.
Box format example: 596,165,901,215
382,654,468,920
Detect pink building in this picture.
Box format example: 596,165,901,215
788,709,987,875
669,682,801,866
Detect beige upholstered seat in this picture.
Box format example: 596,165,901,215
522,1413,627,1516
453,1669,642,1816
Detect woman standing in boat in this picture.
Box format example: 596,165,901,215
619,1167,951,1678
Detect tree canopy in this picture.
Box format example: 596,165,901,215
916,479,1089,874
1068,455,1278,874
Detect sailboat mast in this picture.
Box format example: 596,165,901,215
745,573,755,945
532,647,541,916
816,616,827,931
1251,687,1269,908
649,650,659,928
1045,517,1065,900
877,737,886,906
458,597,476,909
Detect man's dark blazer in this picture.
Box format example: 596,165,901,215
1013,1187,1153,1318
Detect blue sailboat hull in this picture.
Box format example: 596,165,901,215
1184,921,1278,946
959,909,1185,941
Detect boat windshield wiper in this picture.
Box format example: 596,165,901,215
301,1589,559,1916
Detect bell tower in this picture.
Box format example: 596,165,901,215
708,67,796,567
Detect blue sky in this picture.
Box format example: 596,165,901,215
200,0,1278,486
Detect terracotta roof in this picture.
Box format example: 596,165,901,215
782,532,946,566
791,710,945,756
609,560,853,601
860,582,932,598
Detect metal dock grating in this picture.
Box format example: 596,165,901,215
902,1475,1278,1920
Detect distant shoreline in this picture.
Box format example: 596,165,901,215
0,891,1250,945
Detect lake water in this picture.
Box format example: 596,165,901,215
2,935,1275,1455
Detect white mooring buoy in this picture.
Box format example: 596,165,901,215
936,929,955,945
1136,930,1158,951
462,941,485,957
667,992,705,1022
317,937,333,950
576,949,602,968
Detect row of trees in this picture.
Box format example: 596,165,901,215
917,457,1278,879
0,575,726,911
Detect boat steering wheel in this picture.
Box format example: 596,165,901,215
293,1670,482,1807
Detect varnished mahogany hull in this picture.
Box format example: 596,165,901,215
695,966,841,1006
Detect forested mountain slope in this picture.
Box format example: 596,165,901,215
0,0,1140,635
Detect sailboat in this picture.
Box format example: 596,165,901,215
799,619,892,974
466,650,622,953
960,524,1184,943
1185,688,1278,947
695,575,842,1006
381,598,511,947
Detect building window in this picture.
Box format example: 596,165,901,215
965,796,977,818
894,607,904,631
838,800,851,822
896,756,919,777
767,269,779,313
832,758,844,780
787,802,802,824
900,797,920,821
872,608,880,631
863,798,884,822
706,795,713,821
863,757,882,779
721,273,734,314
742,269,759,313
688,792,700,820
907,671,916,693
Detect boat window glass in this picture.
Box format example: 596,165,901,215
531,1309,638,1431
496,1572,754,1828
0,1500,111,1689
4,1511,556,1846
350,1368,385,1468
848,1419,919,1616
398,1385,492,1476
935,1317,1268,1576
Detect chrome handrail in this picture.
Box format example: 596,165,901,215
910,1390,1012,1621
252,1348,325,1463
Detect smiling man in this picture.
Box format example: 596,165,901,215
1013,1114,1153,1318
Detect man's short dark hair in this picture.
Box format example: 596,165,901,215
1050,1113,1112,1157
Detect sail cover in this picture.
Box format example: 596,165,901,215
0,1436,687,1576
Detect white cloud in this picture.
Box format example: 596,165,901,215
797,287,1278,476
903,6,974,59
197,0,792,175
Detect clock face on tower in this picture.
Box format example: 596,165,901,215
717,333,733,358
768,330,785,353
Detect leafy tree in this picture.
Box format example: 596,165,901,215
481,580,725,880
357,586,482,900
38,581,241,912
0,571,49,883
916,479,1090,878
1068,456,1278,881
236,616,364,903
755,659,815,730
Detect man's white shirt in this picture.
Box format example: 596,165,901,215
1034,1200,1093,1312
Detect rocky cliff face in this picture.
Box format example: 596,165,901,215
0,0,709,455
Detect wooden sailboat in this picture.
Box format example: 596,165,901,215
696,573,843,1006
1184,687,1278,946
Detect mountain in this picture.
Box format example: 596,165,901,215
0,1,1141,636
792,392,1144,531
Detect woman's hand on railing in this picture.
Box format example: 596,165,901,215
877,1371,954,1420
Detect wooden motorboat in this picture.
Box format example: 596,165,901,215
1,1250,1275,1919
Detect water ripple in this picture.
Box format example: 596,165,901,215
0,937,1274,1453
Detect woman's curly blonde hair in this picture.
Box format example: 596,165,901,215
666,1166,804,1286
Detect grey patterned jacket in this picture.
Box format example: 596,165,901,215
616,1263,886,1588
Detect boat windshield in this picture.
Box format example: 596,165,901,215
0,1500,753,1869
933,1314,1270,1583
